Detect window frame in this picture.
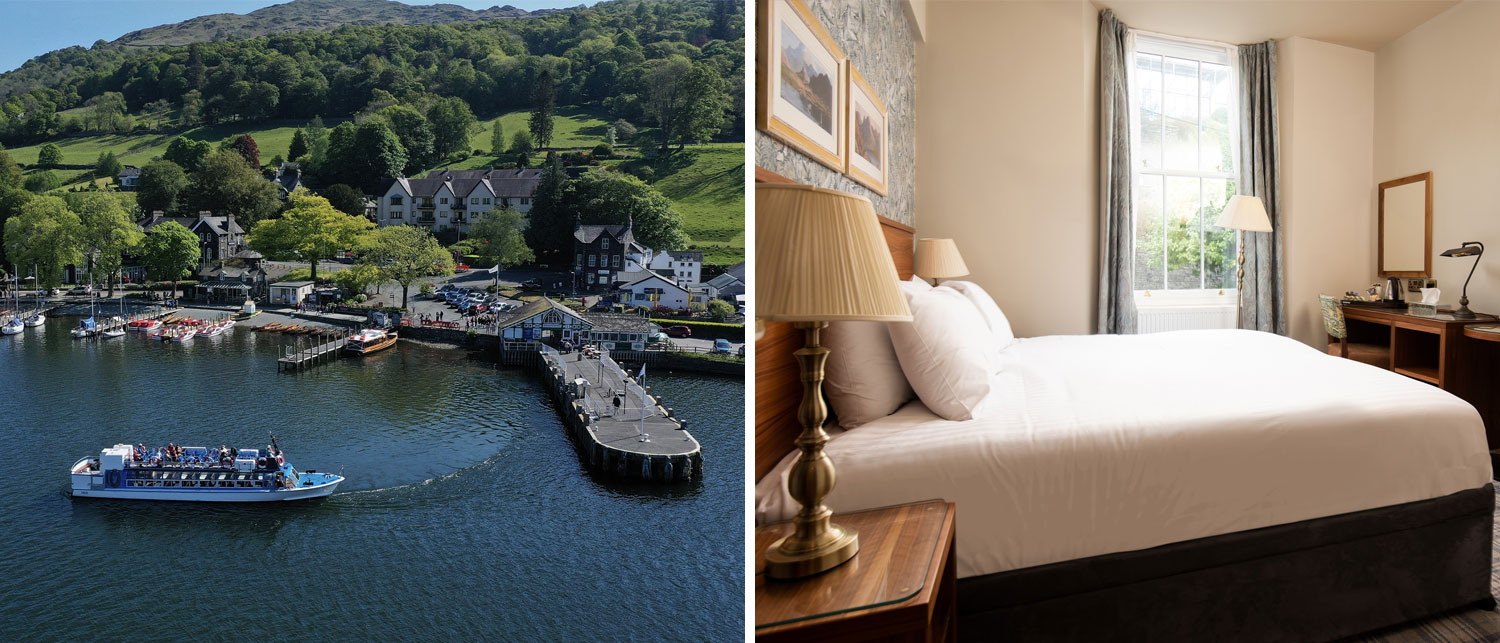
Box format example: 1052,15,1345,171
1127,31,1241,297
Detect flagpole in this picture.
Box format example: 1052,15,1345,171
637,362,648,441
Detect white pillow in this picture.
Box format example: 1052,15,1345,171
942,280,1016,347
899,275,932,298
887,286,995,421
823,321,916,428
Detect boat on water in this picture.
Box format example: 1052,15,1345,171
1,318,20,335
70,317,96,339
197,319,233,338
129,319,161,332
345,328,396,355
70,438,342,502
167,327,197,342
23,312,44,327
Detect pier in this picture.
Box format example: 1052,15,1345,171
538,345,701,483
277,333,350,372
93,306,181,333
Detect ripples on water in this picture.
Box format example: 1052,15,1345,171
0,319,745,640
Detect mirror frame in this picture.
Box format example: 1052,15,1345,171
1378,171,1433,278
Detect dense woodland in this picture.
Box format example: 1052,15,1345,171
0,0,744,150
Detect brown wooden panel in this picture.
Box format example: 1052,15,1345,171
754,167,914,480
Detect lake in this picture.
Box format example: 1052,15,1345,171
0,316,744,640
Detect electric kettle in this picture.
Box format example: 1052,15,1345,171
1385,276,1405,303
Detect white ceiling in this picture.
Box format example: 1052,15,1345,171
1092,0,1460,51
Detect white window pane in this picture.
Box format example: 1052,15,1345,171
1200,62,1233,173
1133,174,1164,291
1204,179,1238,290
1135,53,1163,170
1165,176,1202,289
1162,57,1199,170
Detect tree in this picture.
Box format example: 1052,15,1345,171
332,262,382,298
509,130,534,155
350,121,407,193
137,159,187,214
186,150,281,226
645,58,728,153
525,153,570,260
141,220,197,298
529,70,556,150
358,224,451,309
23,171,61,194
612,119,637,142
248,191,373,280
163,137,212,172
469,208,534,268
0,151,21,189
37,143,62,167
377,105,435,174
0,187,33,269
70,192,142,296
706,298,734,321
489,118,505,157
321,183,365,218
427,96,475,159
228,134,260,169
3,196,82,288
94,151,122,180
563,169,686,252
288,128,309,162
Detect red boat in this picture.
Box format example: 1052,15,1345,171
128,319,162,332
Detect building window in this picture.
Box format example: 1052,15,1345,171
440,197,448,205
601,238,610,250
521,198,530,205
1129,34,1239,294
470,197,479,204
501,198,510,207
390,196,403,205
576,253,583,266
483,198,491,205
612,255,621,268
588,255,596,267
587,274,595,284
391,210,403,220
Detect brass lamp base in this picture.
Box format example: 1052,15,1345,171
765,522,859,579
765,321,860,580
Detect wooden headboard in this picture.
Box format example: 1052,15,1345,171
754,167,915,481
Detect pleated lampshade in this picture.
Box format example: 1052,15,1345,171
1215,195,1272,232
757,184,912,322
914,238,969,280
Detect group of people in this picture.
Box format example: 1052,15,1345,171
130,443,285,469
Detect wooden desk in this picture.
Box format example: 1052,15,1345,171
755,501,956,643
1339,305,1496,389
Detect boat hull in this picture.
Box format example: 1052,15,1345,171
347,335,397,355
71,478,341,502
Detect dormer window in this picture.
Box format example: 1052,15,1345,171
601,238,610,250
390,196,403,205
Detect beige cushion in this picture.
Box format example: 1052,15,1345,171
824,321,917,428
942,280,1016,348
888,286,995,421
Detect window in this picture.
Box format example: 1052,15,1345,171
1129,34,1238,293
390,196,403,205
471,197,479,204
576,253,583,266
440,197,448,205
601,238,610,250
612,255,621,268
587,274,595,284
521,198,530,205
501,198,510,207
588,255,596,267
391,210,403,220
483,198,491,205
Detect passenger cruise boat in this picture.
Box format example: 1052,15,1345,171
70,442,342,502
345,328,396,355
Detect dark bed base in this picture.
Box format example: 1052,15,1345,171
958,484,1495,642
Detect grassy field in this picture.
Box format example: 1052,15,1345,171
5,119,344,168
624,143,745,266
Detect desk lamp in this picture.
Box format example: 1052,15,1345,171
1440,241,1485,319
757,184,912,579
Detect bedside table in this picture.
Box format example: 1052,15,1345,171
755,500,956,642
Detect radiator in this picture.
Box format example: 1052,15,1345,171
1136,304,1236,333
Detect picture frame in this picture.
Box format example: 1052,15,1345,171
757,0,845,172
844,65,889,196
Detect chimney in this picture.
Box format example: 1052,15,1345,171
227,213,236,235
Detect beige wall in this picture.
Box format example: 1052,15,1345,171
1375,0,1500,314
916,0,1099,337
1279,37,1376,348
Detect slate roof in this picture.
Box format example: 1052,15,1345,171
498,297,591,329
665,250,702,262
118,167,141,178
189,215,244,236
574,224,634,245
706,272,742,290
725,261,746,281
584,313,653,333
621,270,687,293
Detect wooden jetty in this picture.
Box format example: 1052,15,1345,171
277,332,350,372
93,306,180,333
538,345,701,483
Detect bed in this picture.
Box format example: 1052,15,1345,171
753,168,1496,641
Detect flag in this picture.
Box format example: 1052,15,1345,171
486,264,499,274
638,362,646,380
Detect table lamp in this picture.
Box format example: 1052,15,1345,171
1214,195,1272,329
1440,241,1485,319
914,238,969,284
757,184,913,579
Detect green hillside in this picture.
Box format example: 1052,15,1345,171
5,119,345,167
625,143,744,266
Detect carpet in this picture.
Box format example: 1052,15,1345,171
1355,486,1500,643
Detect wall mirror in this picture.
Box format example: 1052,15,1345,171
1378,171,1432,277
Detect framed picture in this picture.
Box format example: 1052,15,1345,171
757,0,845,172
844,65,889,196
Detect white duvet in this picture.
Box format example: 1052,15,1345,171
755,329,1492,579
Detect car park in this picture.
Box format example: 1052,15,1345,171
663,325,692,338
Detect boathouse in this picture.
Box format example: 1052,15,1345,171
581,313,654,350
498,298,591,344
269,281,315,305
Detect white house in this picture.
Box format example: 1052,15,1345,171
375,169,542,235
269,281,315,305
646,250,703,287
117,167,141,190
619,271,690,310
497,297,592,344
581,313,655,350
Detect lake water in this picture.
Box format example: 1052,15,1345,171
0,317,744,640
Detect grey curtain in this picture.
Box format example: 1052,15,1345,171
1237,41,1286,334
1097,10,1135,334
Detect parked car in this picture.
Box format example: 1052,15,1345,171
455,263,470,271
737,345,745,358
68,286,91,295
663,325,692,338
519,280,541,290
712,339,732,354
436,284,456,295
648,332,667,343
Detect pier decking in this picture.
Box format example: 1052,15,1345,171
277,334,350,371
539,345,701,482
